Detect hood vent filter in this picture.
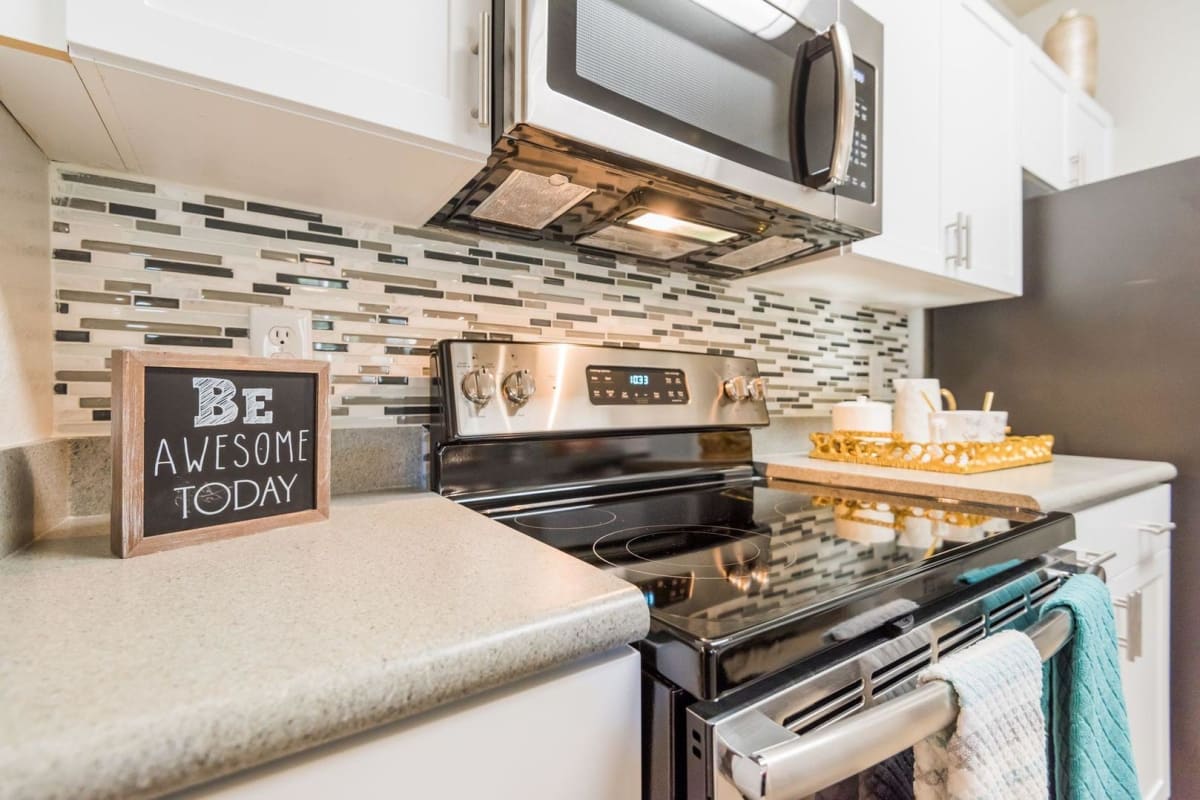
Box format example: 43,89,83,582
709,236,816,271
469,169,594,230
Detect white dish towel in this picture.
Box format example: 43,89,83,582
913,630,1048,800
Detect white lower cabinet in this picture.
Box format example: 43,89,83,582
1065,485,1172,800
1110,550,1171,800
177,646,642,800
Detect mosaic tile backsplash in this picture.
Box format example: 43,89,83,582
48,165,909,434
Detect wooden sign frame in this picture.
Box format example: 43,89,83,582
111,349,331,558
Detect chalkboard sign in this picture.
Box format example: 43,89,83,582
111,350,330,557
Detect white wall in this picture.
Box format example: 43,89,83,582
0,104,54,446
1017,0,1200,176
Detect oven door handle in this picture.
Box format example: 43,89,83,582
714,609,1074,800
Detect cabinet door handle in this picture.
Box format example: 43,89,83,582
1113,590,1143,662
1137,521,1176,536
963,213,972,270
944,212,966,269
471,11,492,129
944,217,961,268
1069,153,1081,187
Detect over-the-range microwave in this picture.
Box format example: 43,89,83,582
432,0,882,279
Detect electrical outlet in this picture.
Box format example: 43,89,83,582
249,307,312,359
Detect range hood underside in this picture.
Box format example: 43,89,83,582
431,125,870,279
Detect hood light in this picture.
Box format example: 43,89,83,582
626,211,739,244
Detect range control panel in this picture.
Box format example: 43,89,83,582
586,366,689,405
434,340,769,440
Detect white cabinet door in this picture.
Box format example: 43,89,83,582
1068,95,1113,187
939,0,1022,295
1065,484,1171,580
1019,43,1072,190
1109,551,1171,800
845,0,943,274
66,0,492,159
178,647,642,800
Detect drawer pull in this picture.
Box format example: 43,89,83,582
1112,590,1143,663
1076,549,1116,568
1137,521,1176,536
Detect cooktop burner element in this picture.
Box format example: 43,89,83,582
595,525,774,578
513,508,618,531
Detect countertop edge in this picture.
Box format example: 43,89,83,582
6,585,650,800
757,455,1177,512
1029,462,1178,512
757,460,1043,508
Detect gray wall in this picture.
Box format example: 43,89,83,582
931,157,1200,795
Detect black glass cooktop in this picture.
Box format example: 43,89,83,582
483,477,1071,698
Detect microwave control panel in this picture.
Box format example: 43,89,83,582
839,57,877,205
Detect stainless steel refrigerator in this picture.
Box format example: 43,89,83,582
931,157,1200,793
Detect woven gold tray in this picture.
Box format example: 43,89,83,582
808,431,1054,474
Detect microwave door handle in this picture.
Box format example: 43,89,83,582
823,21,856,189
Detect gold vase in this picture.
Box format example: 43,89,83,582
1043,9,1098,96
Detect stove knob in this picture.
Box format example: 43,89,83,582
749,377,767,402
461,367,496,405
503,369,537,404
723,376,749,401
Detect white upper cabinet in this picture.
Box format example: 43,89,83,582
1018,36,1113,191
1068,94,1113,187
65,0,492,225
939,0,1022,296
1020,43,1072,190
846,0,943,275
66,0,492,159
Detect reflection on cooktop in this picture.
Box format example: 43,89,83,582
490,479,1034,639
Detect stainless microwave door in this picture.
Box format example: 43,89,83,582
517,0,840,220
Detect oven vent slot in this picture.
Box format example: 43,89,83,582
783,679,865,736
937,616,985,658
1029,576,1063,604
987,596,1030,630
870,644,933,699
991,575,1066,631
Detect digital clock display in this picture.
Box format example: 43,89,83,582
586,366,688,405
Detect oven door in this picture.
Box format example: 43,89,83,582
512,0,881,232
683,559,1091,799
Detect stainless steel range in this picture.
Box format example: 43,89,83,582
430,340,1079,800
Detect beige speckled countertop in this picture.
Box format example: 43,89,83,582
0,491,649,800
758,453,1176,512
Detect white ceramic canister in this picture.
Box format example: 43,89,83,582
831,396,893,436
892,378,941,442
928,410,1008,443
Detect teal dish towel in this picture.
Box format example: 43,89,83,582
1040,574,1139,800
